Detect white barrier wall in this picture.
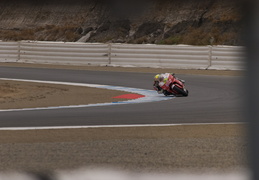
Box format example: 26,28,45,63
210,46,245,70
111,44,210,69
19,41,109,65
0,41,246,70
0,41,19,62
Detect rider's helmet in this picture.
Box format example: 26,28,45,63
154,74,160,81
158,74,164,82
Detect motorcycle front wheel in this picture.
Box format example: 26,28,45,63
172,85,189,97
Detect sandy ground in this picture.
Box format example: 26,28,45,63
0,125,248,173
0,79,129,109
0,63,248,173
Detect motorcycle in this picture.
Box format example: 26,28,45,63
153,73,189,97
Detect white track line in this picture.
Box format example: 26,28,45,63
0,78,173,112
0,122,245,131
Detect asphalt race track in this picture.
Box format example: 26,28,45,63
0,66,243,128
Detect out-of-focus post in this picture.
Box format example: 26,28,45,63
244,0,259,180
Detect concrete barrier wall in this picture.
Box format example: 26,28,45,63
0,41,245,70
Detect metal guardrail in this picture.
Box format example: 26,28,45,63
210,45,245,70
110,44,210,69
0,41,245,70
19,41,109,65
0,41,19,62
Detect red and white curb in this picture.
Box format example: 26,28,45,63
0,78,173,112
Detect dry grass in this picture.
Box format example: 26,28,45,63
0,21,241,45
159,26,240,46
0,24,82,42
0,19,241,45
159,36,181,45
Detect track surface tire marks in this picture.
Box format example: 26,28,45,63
0,66,243,127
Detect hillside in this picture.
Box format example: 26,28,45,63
0,0,244,45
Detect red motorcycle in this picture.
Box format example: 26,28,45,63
153,73,189,97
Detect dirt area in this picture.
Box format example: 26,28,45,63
0,124,248,173
0,79,130,109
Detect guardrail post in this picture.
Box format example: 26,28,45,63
17,41,21,62
207,45,212,69
108,43,112,65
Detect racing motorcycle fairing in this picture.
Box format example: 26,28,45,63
153,73,188,97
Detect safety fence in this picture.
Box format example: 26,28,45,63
0,41,245,70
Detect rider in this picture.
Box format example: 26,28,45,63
153,73,185,95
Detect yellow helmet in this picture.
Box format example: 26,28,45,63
154,74,160,81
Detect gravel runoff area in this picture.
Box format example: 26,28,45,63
0,79,129,109
0,63,248,174
0,125,247,173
